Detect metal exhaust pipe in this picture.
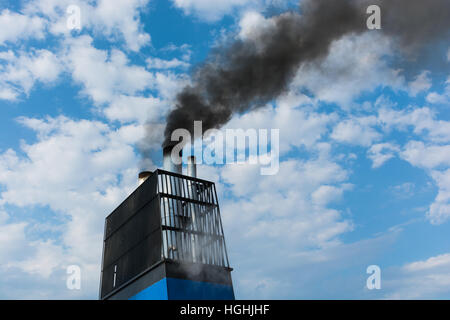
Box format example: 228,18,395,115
187,156,197,178
163,145,182,174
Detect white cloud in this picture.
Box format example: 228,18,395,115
408,71,432,96
154,71,190,100
331,116,380,147
0,49,63,101
103,95,167,124
311,184,349,206
0,9,46,45
224,92,334,155
0,115,147,297
60,36,186,124
92,0,151,51
378,106,450,143
238,11,276,44
400,141,450,169
0,216,28,262
64,36,153,105
367,143,399,168
376,101,450,225
24,0,151,51
172,0,257,21
398,142,450,224
7,240,64,278
172,0,292,22
211,150,412,298
427,170,450,225
217,153,352,254
0,87,18,100
385,252,450,299
404,253,450,272
426,77,450,105
291,33,405,108
146,57,189,70
426,92,448,104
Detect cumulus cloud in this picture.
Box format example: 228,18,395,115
378,106,450,143
291,33,405,108
238,11,276,42
225,95,334,154
426,77,450,105
400,141,450,169
427,170,450,225
367,143,400,168
396,142,450,224
0,49,63,101
427,91,449,105
0,115,147,298
24,0,151,51
331,116,380,147
172,0,257,22
104,95,167,124
208,147,354,297
63,36,153,105
0,9,46,45
408,71,432,97
385,252,450,299
146,57,190,70
0,214,28,263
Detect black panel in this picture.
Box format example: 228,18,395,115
105,173,158,238
103,198,161,269
101,228,162,298
107,262,166,300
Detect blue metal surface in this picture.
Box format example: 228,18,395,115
129,278,168,300
130,277,234,300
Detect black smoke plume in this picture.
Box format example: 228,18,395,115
162,0,450,147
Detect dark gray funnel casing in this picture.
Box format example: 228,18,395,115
163,145,182,174
187,156,197,178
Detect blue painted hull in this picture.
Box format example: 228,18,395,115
130,278,235,300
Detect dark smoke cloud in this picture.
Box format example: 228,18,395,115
162,0,450,147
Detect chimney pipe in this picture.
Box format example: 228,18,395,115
187,156,197,178
138,171,152,186
163,145,182,174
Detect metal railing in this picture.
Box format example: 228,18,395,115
158,171,230,268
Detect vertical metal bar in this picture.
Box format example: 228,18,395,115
162,196,168,259
213,183,230,268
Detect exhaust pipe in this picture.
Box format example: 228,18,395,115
187,156,197,178
163,144,182,174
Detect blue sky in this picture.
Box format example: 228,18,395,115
0,0,449,299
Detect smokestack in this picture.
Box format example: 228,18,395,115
138,171,152,186
187,156,197,178
163,145,182,174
